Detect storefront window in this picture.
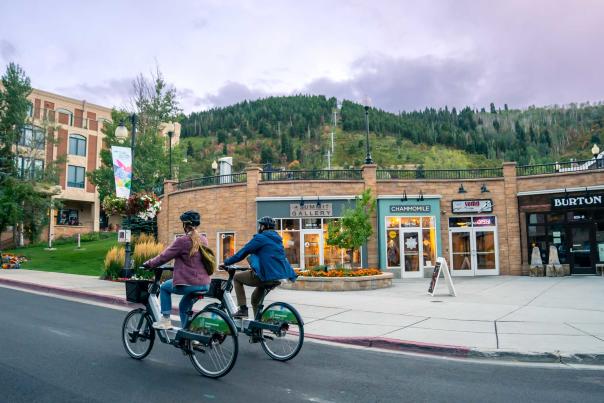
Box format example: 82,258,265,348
386,231,400,267
400,217,420,227
281,231,300,268
528,213,545,225
449,217,472,227
303,218,321,229
387,217,400,228
57,209,79,226
218,232,236,264
282,219,300,231
385,216,436,270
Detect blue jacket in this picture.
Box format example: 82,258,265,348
224,230,297,282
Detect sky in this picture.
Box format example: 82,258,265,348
1,0,603,114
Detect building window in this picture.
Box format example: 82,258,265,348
385,215,437,270
19,125,45,149
16,156,44,179
57,209,79,226
69,134,87,156
56,108,74,126
27,102,33,117
217,232,236,264
67,165,85,188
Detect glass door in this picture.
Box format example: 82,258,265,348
450,228,474,276
474,228,498,275
568,224,595,274
401,230,423,278
301,230,323,269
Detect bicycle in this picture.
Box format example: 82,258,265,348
204,265,304,361
121,266,239,378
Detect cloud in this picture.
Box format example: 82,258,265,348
0,39,17,61
201,81,276,109
57,78,134,109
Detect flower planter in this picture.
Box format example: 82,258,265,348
281,272,393,291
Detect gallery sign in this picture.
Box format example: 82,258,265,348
390,205,431,213
290,203,333,217
451,199,493,214
551,194,604,209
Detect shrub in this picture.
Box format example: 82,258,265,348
132,241,164,279
103,246,125,280
294,268,382,277
133,233,155,245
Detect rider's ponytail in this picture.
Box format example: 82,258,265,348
188,227,204,257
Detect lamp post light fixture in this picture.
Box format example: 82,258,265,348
211,160,218,174
592,144,600,158
364,105,373,164
114,114,137,278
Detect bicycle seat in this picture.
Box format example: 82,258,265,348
188,290,207,298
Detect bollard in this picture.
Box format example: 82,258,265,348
77,233,81,249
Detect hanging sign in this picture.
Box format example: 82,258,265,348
390,205,431,213
452,199,493,214
428,257,456,297
551,194,604,209
290,203,333,217
111,146,132,199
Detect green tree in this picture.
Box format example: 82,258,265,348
260,145,274,163
490,102,496,114
186,140,194,157
326,189,375,268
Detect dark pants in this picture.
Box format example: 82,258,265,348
234,270,279,315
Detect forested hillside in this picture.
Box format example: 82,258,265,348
178,95,604,177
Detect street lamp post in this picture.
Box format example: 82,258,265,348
592,143,600,169
115,114,137,277
364,105,373,164
168,130,174,179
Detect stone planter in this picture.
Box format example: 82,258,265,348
281,273,394,291
529,265,545,277
546,264,566,277
560,264,571,276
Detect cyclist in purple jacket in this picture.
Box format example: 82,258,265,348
144,211,211,329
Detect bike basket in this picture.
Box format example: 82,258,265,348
125,280,152,303
205,278,226,299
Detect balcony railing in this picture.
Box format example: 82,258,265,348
377,168,503,180
261,169,363,181
176,172,247,190
516,158,604,176
32,107,106,132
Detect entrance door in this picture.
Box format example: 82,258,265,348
401,229,423,278
301,230,323,269
568,224,595,274
449,227,499,276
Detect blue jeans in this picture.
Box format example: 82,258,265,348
160,279,209,328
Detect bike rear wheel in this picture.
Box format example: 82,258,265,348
187,307,238,378
122,308,155,359
259,302,304,361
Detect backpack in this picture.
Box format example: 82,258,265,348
199,245,216,276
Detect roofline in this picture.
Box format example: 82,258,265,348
31,88,113,113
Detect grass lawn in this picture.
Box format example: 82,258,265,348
4,237,117,277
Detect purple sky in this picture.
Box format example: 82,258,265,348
1,0,603,113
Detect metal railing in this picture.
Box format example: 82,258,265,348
176,172,247,190
516,158,604,176
261,169,363,181
33,107,104,131
377,168,503,180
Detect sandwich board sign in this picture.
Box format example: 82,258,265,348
428,257,456,297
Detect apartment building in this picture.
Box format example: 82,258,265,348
4,87,180,245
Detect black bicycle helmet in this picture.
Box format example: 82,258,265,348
180,210,201,227
257,216,276,229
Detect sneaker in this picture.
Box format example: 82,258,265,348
153,316,173,330
233,307,248,319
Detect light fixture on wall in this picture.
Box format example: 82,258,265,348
316,196,321,207
400,190,408,202
299,197,305,207
458,184,467,194
416,190,424,201
481,183,490,193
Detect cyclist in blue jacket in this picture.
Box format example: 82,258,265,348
222,216,297,318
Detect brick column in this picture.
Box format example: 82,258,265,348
159,179,178,244
245,168,262,241
502,162,522,275
362,164,378,268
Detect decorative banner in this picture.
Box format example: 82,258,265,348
111,146,132,199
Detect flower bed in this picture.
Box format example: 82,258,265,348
1,254,28,269
284,268,393,291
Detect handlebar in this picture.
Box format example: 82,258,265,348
219,264,248,271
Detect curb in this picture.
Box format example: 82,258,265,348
2,276,603,366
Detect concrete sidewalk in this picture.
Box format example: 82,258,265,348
1,269,604,364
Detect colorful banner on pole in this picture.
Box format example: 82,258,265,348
111,146,132,199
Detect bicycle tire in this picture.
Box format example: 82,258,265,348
259,302,304,361
187,306,239,378
122,308,155,360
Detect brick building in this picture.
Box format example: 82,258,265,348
157,160,604,278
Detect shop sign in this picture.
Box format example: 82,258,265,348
551,194,604,209
473,216,496,226
389,205,431,213
452,199,493,213
290,203,333,217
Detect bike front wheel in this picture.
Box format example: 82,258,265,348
122,308,155,360
259,302,304,361
187,307,239,378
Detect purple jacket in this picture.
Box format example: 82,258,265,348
145,234,210,286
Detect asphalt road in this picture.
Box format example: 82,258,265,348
0,286,603,403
